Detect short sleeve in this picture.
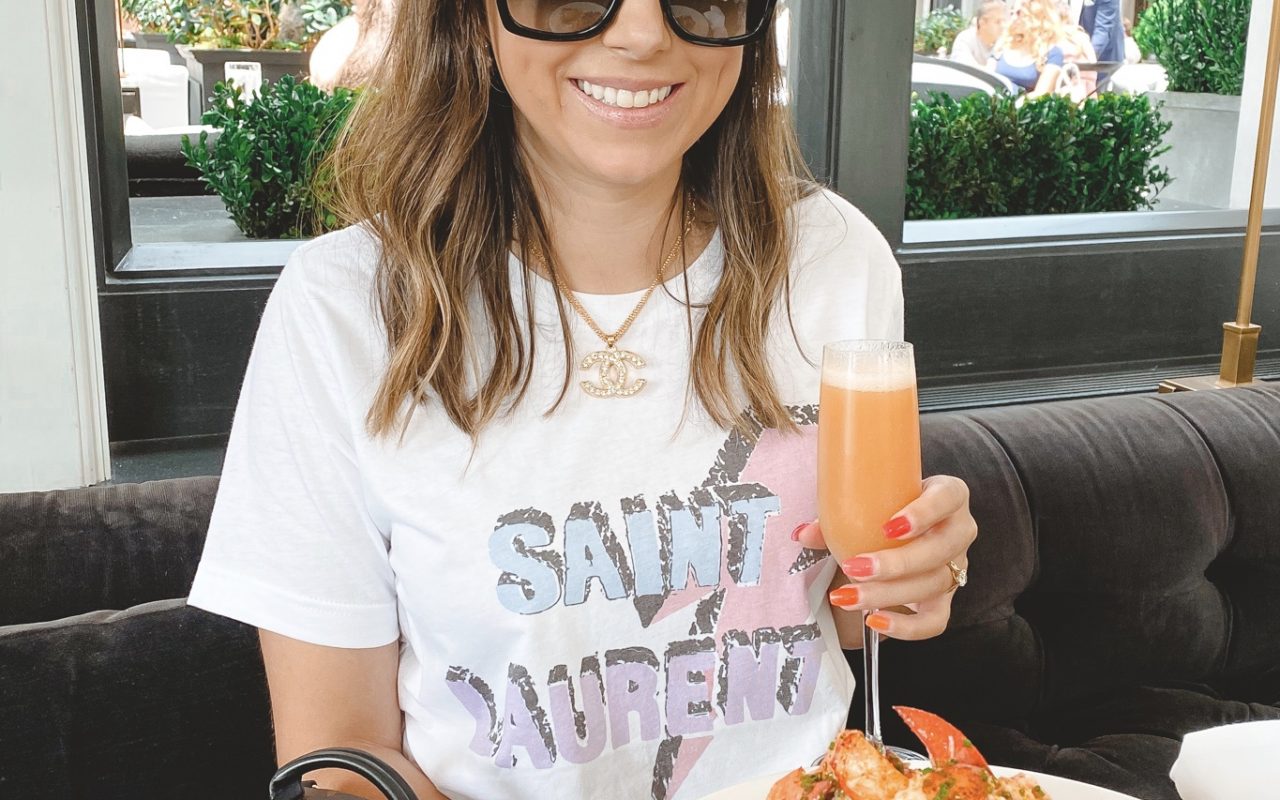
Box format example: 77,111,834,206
186,248,398,649
783,189,905,363
1046,46,1065,67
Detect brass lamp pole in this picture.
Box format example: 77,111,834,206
1159,0,1279,392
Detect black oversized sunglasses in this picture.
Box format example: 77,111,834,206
495,0,780,47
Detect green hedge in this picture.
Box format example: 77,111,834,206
906,92,1172,220
183,76,355,239
1134,0,1250,95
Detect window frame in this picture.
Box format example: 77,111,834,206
80,0,1277,413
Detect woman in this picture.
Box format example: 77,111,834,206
995,0,1066,98
1054,0,1098,101
187,2,977,799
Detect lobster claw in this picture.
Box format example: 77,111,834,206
893,706,992,773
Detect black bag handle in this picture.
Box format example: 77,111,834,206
269,747,420,800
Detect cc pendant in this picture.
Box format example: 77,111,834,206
580,345,647,398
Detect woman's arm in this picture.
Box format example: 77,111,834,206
1029,63,1063,98
259,630,449,800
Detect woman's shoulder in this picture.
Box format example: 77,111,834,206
264,222,387,354
277,221,384,304
776,187,904,359
289,221,382,275
790,186,897,276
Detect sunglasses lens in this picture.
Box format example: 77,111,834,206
506,1,610,35
670,1,762,40
505,0,770,41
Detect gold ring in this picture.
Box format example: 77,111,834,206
946,560,968,593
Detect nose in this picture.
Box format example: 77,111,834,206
600,0,672,59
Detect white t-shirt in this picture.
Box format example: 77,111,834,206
949,26,993,69
187,188,904,800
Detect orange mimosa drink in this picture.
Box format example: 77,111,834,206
818,342,922,564
817,340,923,746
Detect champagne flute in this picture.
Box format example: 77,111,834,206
817,340,923,748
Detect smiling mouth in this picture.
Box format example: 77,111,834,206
573,79,679,109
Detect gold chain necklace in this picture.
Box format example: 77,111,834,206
531,199,696,399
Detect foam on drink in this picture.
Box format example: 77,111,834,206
821,346,917,392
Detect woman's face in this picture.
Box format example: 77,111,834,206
486,0,745,190
1006,17,1029,50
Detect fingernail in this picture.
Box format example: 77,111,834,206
842,556,877,579
828,586,861,608
790,522,810,542
884,516,912,539
866,613,891,633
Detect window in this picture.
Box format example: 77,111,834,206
78,0,1276,446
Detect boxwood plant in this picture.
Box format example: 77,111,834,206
906,92,1173,220
183,75,356,239
1134,0,1250,96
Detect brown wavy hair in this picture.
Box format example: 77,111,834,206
326,1,816,442
1001,0,1065,68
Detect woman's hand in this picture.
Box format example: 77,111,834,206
1029,63,1064,98
794,475,977,648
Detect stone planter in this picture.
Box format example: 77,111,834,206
177,46,310,112
1148,91,1241,209
134,31,182,66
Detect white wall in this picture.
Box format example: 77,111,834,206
1231,0,1280,208
0,0,111,490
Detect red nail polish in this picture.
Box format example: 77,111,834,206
866,613,891,633
842,556,876,579
828,586,860,607
790,522,808,542
884,516,912,539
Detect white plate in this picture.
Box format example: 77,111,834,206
697,766,1143,800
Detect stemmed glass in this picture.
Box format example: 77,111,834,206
817,340,923,747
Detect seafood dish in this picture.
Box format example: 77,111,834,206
767,707,1049,800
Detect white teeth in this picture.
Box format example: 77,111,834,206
576,80,675,109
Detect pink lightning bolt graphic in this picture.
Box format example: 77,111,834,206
651,407,830,799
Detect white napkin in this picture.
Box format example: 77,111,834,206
1169,720,1280,799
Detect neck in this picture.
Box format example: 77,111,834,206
517,138,695,295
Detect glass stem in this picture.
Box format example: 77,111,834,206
862,611,882,747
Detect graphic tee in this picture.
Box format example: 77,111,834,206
187,189,904,800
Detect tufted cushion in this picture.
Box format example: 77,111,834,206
0,598,273,799
866,385,1280,799
0,477,219,626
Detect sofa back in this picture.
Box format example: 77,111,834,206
2,386,1277,799
0,477,273,799
0,477,219,626
876,385,1280,791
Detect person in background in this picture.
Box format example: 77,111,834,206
1079,0,1125,65
1055,0,1098,99
950,0,1009,70
995,1,1066,98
